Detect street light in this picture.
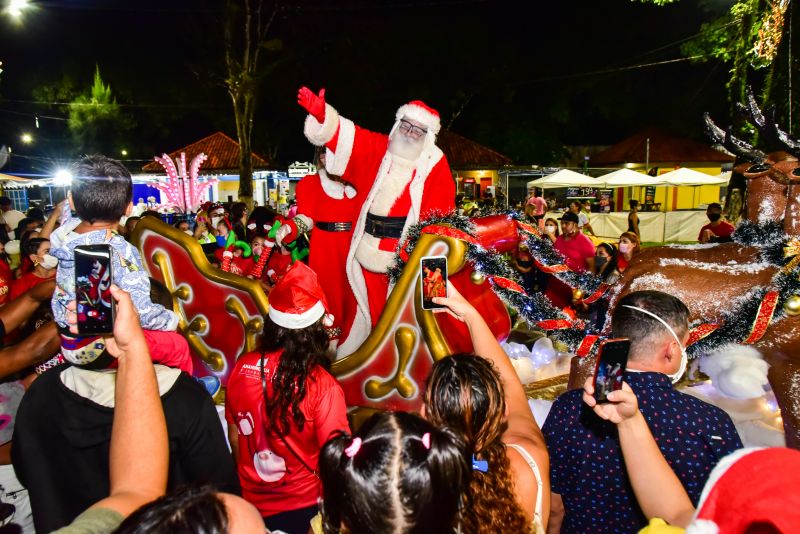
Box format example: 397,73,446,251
5,0,31,19
120,149,128,157
54,169,73,186
20,133,32,144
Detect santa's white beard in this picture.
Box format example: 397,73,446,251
388,133,425,161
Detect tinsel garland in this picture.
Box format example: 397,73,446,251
687,220,799,356
509,212,605,296
732,220,786,265
387,211,611,347
390,211,604,297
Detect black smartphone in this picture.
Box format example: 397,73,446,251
74,244,115,336
593,338,631,403
420,256,448,310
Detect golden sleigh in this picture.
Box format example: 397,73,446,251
132,215,569,413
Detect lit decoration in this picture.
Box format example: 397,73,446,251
753,0,789,67
152,152,217,213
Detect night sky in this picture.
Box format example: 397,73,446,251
0,0,738,174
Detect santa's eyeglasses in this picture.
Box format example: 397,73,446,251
398,119,427,138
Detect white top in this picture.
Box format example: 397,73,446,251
507,443,545,534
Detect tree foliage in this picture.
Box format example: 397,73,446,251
67,66,133,154
636,0,796,137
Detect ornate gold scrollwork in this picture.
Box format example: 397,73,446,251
333,232,470,377
364,326,418,399
225,296,264,355
152,249,225,372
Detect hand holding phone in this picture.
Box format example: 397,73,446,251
420,256,448,310
592,338,630,404
74,244,115,336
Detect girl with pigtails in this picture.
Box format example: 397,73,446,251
317,411,468,534
424,282,550,533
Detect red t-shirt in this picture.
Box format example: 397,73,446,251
0,260,13,306
225,351,349,517
554,233,595,273
698,221,735,241
9,271,52,301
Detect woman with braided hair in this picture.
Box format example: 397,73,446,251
423,283,550,533
318,411,468,534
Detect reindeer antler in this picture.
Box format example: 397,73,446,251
735,86,800,158
704,112,766,163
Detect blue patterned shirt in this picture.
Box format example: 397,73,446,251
543,372,742,534
50,217,178,332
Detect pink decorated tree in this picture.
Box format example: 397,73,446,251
152,152,217,213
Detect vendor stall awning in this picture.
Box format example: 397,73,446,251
595,168,660,187
658,167,729,186
527,169,602,188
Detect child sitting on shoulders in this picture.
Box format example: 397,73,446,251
50,155,191,372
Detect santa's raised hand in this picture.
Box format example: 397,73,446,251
297,87,326,123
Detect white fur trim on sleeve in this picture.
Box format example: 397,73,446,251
304,104,340,146
324,117,355,176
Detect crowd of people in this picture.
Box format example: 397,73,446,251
0,85,791,534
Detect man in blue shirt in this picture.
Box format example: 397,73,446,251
543,290,742,534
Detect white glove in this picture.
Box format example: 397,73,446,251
274,224,291,247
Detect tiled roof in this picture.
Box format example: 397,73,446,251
142,132,269,172
591,128,734,165
438,130,512,168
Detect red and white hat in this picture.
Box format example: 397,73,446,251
268,262,334,329
396,100,441,135
686,447,800,533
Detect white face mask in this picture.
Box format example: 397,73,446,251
622,304,688,383
545,225,556,234
210,216,222,228
619,243,631,254
184,229,193,236
40,253,59,270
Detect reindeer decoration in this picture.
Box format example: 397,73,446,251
597,91,800,448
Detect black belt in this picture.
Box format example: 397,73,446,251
316,221,352,232
365,213,406,239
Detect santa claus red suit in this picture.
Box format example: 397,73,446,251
280,165,361,344
299,88,456,355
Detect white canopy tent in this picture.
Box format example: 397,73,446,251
526,169,602,189
595,168,662,187
658,167,730,186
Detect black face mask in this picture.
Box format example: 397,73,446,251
708,213,721,222
595,256,607,270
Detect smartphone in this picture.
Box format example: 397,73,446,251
593,338,631,403
74,244,115,335
420,256,448,310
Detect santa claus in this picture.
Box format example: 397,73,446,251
296,87,456,355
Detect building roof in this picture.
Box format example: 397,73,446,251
590,127,734,165
438,130,512,169
142,132,269,173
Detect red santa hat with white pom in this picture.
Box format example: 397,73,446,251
268,261,334,329
395,100,441,135
684,447,800,533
